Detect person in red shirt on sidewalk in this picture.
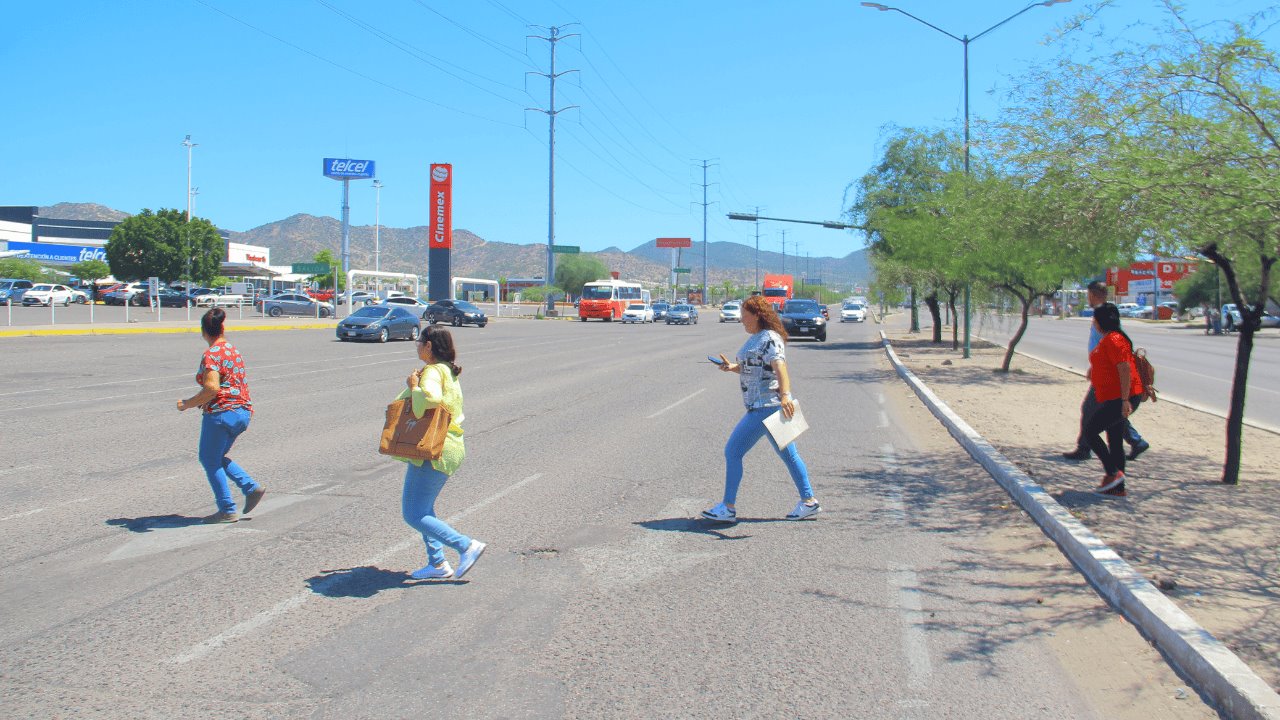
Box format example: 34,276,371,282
1085,303,1146,497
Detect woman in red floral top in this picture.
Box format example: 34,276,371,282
176,309,265,523
1085,303,1146,497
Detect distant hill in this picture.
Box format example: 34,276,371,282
40,203,871,289
39,203,130,222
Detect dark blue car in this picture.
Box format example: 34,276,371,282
336,306,421,342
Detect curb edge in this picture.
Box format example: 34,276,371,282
880,330,1280,720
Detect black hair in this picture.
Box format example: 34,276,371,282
420,325,462,377
1086,280,1108,297
201,308,226,338
1093,302,1134,352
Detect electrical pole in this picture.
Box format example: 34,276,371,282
780,229,787,275
182,135,197,291
527,25,579,315
698,160,714,306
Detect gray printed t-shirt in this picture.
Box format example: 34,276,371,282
737,329,786,409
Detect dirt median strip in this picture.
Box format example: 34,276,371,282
879,329,1280,720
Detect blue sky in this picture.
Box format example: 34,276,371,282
3,1,1274,266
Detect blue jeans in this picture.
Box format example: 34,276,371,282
402,462,472,568
198,408,259,514
722,407,814,505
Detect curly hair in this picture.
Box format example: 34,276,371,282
741,295,788,342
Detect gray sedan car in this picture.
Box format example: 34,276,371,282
336,306,420,342
262,293,334,318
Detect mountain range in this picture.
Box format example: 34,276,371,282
40,203,870,289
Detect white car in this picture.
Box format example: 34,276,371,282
840,302,867,323
720,302,741,323
380,296,432,318
21,284,75,306
621,302,654,323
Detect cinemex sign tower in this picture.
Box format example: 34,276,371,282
427,163,453,301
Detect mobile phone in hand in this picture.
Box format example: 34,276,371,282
707,355,725,365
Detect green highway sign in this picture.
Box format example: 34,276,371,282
551,245,580,254
291,262,330,275
674,267,691,273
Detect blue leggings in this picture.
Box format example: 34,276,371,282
402,461,472,568
722,407,814,505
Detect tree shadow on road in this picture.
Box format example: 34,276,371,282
105,514,210,532
306,565,466,598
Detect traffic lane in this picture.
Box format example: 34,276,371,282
0,320,764,716
969,313,1280,427
0,317,1168,717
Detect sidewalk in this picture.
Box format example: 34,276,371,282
879,313,1280,694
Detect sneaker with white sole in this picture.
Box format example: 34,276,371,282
410,561,454,580
700,502,737,523
1098,472,1126,492
455,540,487,579
786,500,821,520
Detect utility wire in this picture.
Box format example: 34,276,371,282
483,0,529,25
409,0,534,66
314,0,530,104
192,0,522,127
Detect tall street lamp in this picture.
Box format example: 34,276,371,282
372,179,383,274
861,0,1071,358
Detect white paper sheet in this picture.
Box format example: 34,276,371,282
763,400,808,448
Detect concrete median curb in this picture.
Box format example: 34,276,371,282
880,330,1280,720
0,322,335,338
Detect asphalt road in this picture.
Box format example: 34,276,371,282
0,300,551,327
960,312,1280,429
0,316,1207,718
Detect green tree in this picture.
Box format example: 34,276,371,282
848,127,969,345
554,254,608,300
310,249,345,291
0,257,45,281
104,208,222,283
997,3,1280,483
69,259,111,300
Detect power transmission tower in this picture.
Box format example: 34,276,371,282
526,25,579,315
695,159,717,304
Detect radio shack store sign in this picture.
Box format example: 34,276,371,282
323,158,376,180
227,242,270,265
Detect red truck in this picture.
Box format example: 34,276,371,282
761,274,793,308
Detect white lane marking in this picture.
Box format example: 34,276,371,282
877,392,885,405
881,443,905,524
165,472,544,665
0,464,42,476
294,483,324,493
317,484,345,495
645,389,707,419
889,563,933,686
878,410,889,428
1,496,91,523
0,350,402,399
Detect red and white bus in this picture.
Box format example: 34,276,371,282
578,278,648,321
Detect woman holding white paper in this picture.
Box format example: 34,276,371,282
702,295,820,524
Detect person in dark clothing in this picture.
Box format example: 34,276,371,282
1082,303,1146,497
1063,282,1150,462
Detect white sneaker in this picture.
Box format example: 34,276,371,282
410,561,454,580
455,540,487,579
786,500,821,520
700,502,737,523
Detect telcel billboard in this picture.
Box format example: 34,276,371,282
323,158,376,180
5,241,106,264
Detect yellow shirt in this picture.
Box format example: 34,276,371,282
393,362,465,475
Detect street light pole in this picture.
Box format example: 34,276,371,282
861,1,1071,358
372,179,383,274
182,135,198,290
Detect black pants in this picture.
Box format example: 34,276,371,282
1084,395,1144,476
1075,387,1143,451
